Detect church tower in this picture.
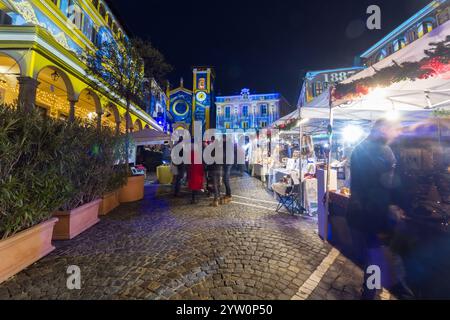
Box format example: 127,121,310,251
192,67,215,134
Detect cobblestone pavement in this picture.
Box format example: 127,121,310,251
0,174,377,300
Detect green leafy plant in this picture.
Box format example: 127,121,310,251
0,105,129,239
0,106,71,239
58,121,128,211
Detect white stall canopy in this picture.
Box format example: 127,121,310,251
130,129,171,146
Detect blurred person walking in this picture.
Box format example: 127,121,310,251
347,119,414,300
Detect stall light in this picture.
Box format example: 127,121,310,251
368,87,387,100
87,112,97,121
385,109,400,121
297,118,310,127
342,125,364,144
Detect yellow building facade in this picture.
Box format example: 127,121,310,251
0,0,162,133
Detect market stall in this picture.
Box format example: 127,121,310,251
130,129,172,183
302,20,450,243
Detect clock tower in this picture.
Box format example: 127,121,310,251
192,67,215,134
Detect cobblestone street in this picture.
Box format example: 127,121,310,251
0,174,375,300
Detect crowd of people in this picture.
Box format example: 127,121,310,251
172,135,234,207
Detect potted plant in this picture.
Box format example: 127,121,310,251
99,136,128,215
118,138,145,203
52,122,116,240
0,107,71,283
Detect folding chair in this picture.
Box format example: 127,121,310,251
274,177,305,215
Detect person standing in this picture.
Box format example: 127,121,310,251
221,135,233,204
188,145,204,204
347,119,413,300
209,136,222,207
173,136,186,197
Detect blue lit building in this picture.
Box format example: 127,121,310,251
215,89,292,132
145,78,171,133
360,0,449,67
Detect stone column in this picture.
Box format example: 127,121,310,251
17,76,40,113
96,111,103,130
68,99,77,122
115,121,121,136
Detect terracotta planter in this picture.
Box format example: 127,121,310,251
99,191,120,216
0,218,58,284
53,199,101,240
119,175,145,203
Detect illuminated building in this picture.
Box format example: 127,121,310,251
298,67,364,106
216,89,292,132
167,67,215,133
146,78,170,133
360,0,449,67
0,0,162,133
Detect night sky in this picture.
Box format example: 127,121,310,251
111,0,430,105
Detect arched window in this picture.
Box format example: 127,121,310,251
393,36,407,52
377,48,387,62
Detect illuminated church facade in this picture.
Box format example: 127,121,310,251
167,67,215,133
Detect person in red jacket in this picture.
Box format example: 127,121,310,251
188,145,205,204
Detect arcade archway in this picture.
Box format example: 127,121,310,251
0,53,21,105
36,66,74,119
76,88,102,124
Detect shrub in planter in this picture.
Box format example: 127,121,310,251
0,106,71,283
0,106,71,239
53,123,128,239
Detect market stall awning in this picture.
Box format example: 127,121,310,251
130,129,171,146
331,20,450,114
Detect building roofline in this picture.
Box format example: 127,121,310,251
360,0,446,59
305,66,365,78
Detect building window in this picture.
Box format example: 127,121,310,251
242,121,249,129
437,8,450,25
260,121,267,128
313,81,323,97
99,3,106,19
416,20,434,39
242,105,249,117
260,104,268,116
393,37,407,52
377,48,387,62
83,13,94,40
225,106,231,119
225,122,231,129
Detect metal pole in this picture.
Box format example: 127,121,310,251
298,106,304,214
324,86,334,243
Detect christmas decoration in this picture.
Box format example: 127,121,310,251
334,36,450,100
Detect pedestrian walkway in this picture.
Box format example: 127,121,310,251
0,174,383,300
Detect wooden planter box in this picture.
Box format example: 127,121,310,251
119,175,145,203
0,218,58,284
52,199,101,240
99,191,120,216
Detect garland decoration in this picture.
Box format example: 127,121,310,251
274,117,299,131
334,36,450,100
